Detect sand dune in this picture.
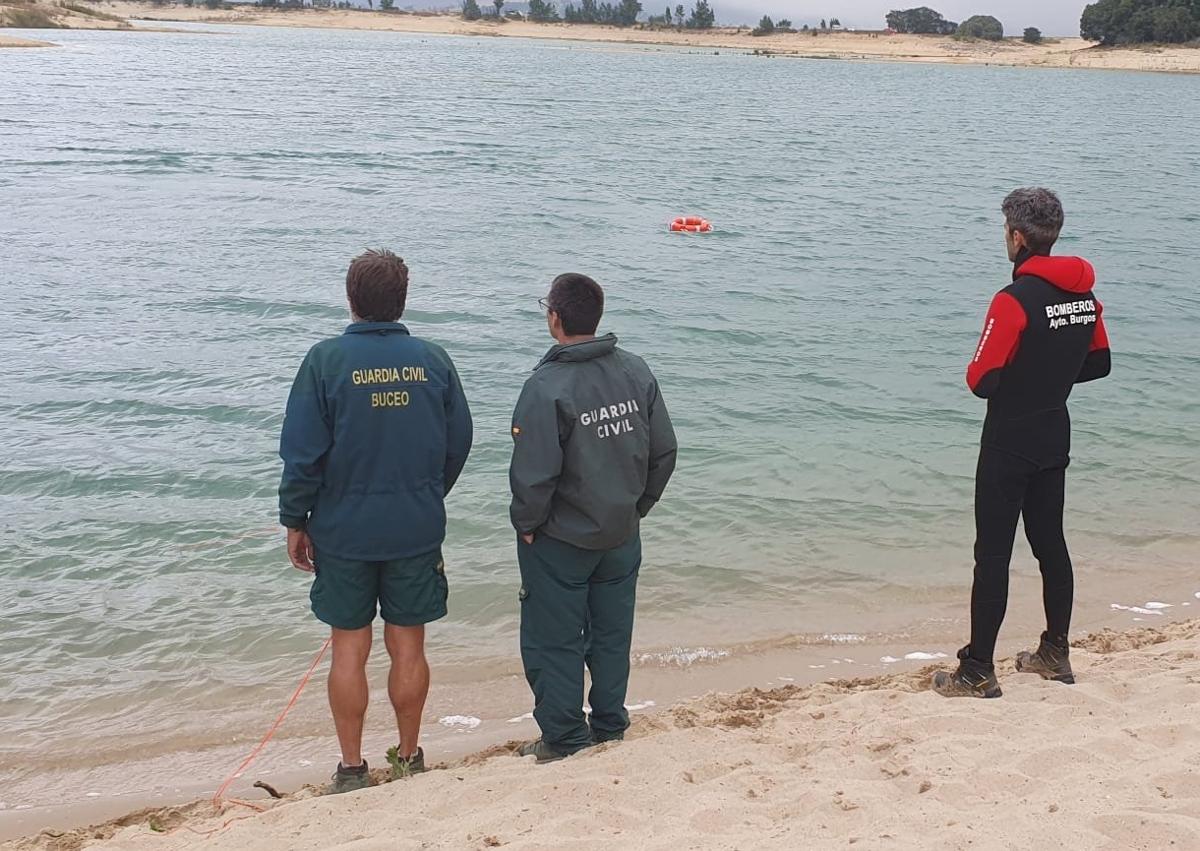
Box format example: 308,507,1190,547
10,619,1200,850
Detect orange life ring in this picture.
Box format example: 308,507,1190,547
670,216,712,233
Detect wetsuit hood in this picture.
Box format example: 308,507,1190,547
536,333,618,368
1014,254,1096,294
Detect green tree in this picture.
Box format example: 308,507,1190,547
957,14,1003,39
829,16,840,26
1153,5,1195,40
819,17,826,28
462,0,482,18
528,0,559,20
1023,26,1041,42
1081,0,1199,44
380,0,395,8
686,0,714,28
615,0,641,25
753,14,774,34
664,5,671,23
674,2,684,24
777,17,791,28
494,0,504,14
886,6,958,34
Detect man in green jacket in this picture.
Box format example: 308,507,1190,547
509,273,677,762
279,249,472,793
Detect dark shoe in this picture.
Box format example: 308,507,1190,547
386,746,426,780
931,646,1002,699
325,760,373,795
517,739,571,763
1016,633,1075,684
591,729,625,745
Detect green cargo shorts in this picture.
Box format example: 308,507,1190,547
310,548,447,630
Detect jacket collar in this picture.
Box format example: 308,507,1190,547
344,321,410,335
1011,246,1042,279
535,333,618,369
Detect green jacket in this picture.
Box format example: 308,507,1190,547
509,334,677,550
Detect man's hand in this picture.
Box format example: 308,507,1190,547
287,528,315,573
521,533,534,545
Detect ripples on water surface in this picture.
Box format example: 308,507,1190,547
1,26,1198,776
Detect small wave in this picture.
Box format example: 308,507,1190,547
439,715,481,730
820,633,866,644
634,647,729,667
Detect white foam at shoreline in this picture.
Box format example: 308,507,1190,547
1144,602,1172,609
821,633,866,644
439,715,481,730
1111,603,1164,616
880,651,946,663
635,647,729,667
506,712,534,724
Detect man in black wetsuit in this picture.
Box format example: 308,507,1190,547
933,188,1111,699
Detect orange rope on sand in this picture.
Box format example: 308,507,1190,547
211,635,332,810
149,636,332,839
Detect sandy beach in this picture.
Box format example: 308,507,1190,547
6,617,1200,850
3,0,1197,73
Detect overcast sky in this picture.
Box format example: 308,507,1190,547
712,1,1090,35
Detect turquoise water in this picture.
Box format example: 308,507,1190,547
1,25,1198,793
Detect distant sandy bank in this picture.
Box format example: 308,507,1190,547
7,618,1200,850
6,0,1193,74
0,33,54,46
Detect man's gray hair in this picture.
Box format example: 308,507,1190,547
1002,187,1064,254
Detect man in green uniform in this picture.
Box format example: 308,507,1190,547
279,249,473,793
509,273,677,762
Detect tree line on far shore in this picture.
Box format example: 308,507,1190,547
885,7,1027,41
462,0,714,26
237,0,1196,44
886,2,1199,44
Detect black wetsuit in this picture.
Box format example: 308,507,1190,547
964,250,1111,663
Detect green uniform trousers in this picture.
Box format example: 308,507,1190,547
517,531,642,754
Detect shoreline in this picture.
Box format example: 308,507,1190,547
7,1,1199,73
6,617,1200,849
3,563,1198,844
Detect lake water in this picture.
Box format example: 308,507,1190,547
1,23,1198,820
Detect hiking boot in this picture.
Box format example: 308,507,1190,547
1016,633,1075,684
517,739,571,763
325,760,373,795
931,646,1002,698
386,746,426,780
